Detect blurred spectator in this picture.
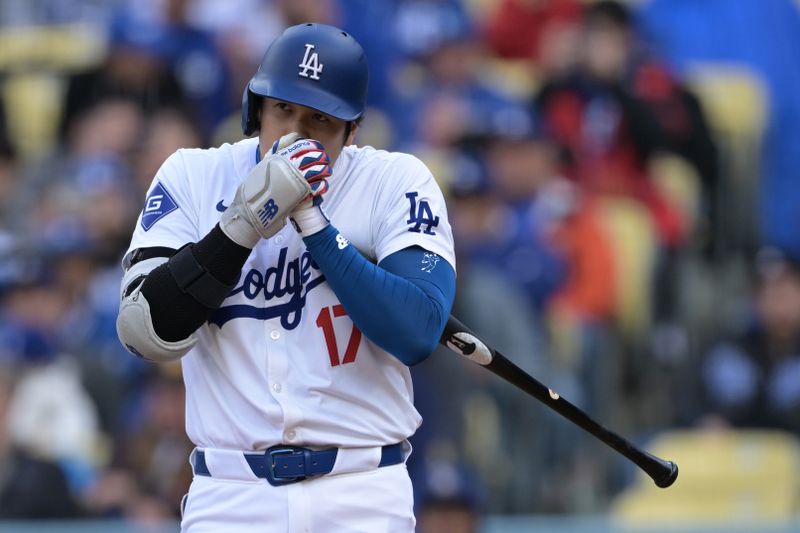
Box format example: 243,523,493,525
631,63,718,228
186,0,285,119
417,461,481,533
0,98,19,230
23,95,141,248
0,265,69,366
74,258,151,435
118,369,192,513
546,183,616,325
484,118,619,510
0,365,81,518
590,2,720,254
389,0,522,151
335,0,402,116
134,107,204,195
445,144,553,363
501,134,617,421
699,248,800,433
566,1,719,249
640,0,800,259
278,0,338,27
85,369,191,521
393,0,472,60
535,1,687,249
19,92,153,431
422,124,617,512
483,0,582,74
0,271,104,497
6,358,102,496
67,97,145,161
480,135,568,311
58,17,183,144
60,0,232,142
153,0,233,136
412,146,551,512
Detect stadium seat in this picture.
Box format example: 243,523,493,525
0,24,103,71
0,25,105,158
684,64,767,251
3,73,64,158
595,197,658,341
611,429,800,524
482,58,540,98
685,65,767,141
649,154,701,235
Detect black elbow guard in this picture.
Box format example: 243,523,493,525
168,244,233,310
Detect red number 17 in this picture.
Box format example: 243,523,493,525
315,305,362,366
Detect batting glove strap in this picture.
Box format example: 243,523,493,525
290,199,330,237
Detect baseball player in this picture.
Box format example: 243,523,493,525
116,23,456,532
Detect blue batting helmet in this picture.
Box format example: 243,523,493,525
241,23,369,136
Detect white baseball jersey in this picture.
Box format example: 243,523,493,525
126,137,455,451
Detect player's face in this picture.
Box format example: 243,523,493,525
259,98,356,166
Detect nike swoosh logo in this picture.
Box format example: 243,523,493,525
216,199,228,212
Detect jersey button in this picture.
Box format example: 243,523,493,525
270,330,280,340
273,383,282,393
274,234,284,245
285,430,296,441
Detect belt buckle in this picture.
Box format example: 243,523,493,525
265,447,306,486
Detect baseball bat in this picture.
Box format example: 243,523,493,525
439,315,679,488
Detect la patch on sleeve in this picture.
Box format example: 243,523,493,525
141,181,179,231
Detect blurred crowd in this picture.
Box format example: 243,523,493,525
0,0,799,528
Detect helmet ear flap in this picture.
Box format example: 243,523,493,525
241,87,261,136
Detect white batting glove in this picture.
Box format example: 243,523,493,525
219,133,317,248
269,135,332,195
220,133,331,248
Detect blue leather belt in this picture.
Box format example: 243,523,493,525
193,443,404,486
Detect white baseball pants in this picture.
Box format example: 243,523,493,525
180,462,415,532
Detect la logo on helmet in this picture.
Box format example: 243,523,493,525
298,43,323,80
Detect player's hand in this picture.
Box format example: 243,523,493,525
274,136,333,237
219,133,320,248
270,134,332,202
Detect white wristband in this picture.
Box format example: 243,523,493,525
290,204,330,237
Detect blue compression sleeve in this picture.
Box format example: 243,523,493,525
303,225,455,365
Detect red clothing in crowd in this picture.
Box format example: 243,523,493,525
484,0,583,63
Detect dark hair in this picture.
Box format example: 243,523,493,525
344,116,364,142
585,0,633,30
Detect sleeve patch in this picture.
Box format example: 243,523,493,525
421,252,440,273
405,191,440,235
141,182,179,231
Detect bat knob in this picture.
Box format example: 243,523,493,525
654,461,679,488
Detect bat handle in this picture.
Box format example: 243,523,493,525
655,461,678,489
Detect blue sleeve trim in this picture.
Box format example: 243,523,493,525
303,225,455,365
